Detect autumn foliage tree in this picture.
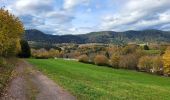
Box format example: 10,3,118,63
119,54,138,69
0,8,24,57
138,56,153,72
110,55,120,68
163,47,170,76
78,55,89,63
138,56,163,74
49,48,60,58
152,56,163,74
94,55,108,66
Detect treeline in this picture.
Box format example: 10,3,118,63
24,29,170,45
30,43,170,76
77,44,170,76
31,48,63,59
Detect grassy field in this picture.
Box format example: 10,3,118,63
144,50,161,55
27,59,170,100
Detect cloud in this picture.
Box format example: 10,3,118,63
5,0,76,34
160,24,170,31
20,15,45,29
133,10,170,29
2,0,170,35
45,11,75,24
7,0,53,15
100,0,170,31
63,0,90,10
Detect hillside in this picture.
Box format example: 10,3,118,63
24,29,170,44
28,58,170,100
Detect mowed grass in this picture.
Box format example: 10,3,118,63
27,59,170,100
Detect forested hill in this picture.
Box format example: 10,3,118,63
24,29,170,44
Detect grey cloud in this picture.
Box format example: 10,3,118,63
63,0,90,10
6,0,76,35
4,0,170,35
100,0,170,31
20,15,45,29
46,11,75,24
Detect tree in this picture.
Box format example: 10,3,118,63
0,8,24,57
78,55,89,63
163,47,170,76
49,48,60,58
121,44,138,55
110,54,120,68
94,55,108,66
32,48,49,59
152,56,163,74
119,54,138,69
143,45,149,50
138,56,163,74
18,40,31,58
138,56,153,72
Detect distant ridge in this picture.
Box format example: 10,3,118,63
24,29,170,44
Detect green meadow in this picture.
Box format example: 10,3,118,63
28,59,170,100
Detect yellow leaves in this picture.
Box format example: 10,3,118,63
0,8,24,57
31,48,61,59
163,47,170,76
48,48,60,57
15,38,22,54
110,55,120,67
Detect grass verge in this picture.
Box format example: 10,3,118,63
0,58,16,96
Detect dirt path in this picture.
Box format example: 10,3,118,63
1,60,76,100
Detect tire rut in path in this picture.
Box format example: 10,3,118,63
1,60,76,100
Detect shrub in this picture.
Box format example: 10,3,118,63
119,54,138,69
110,55,120,68
152,56,163,74
94,55,108,66
107,46,123,56
138,56,163,74
31,48,62,59
88,53,96,63
163,47,170,76
78,55,89,63
49,48,60,58
67,51,81,58
0,57,6,67
138,56,152,72
73,51,81,58
0,57,14,95
59,51,64,58
121,44,138,55
31,48,49,59
135,49,145,57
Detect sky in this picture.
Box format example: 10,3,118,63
1,0,170,35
